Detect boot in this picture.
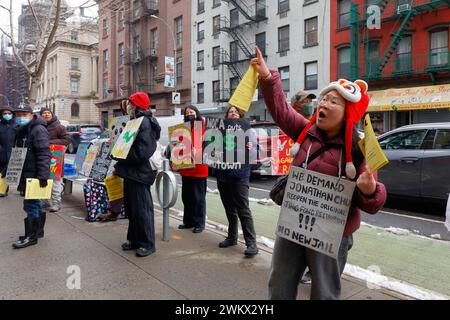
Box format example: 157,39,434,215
37,212,46,238
18,217,29,241
12,218,38,249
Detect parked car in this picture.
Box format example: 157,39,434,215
377,122,450,206
89,130,110,149
66,124,103,153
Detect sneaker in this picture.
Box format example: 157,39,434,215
49,207,60,213
244,244,259,256
300,271,312,284
136,247,155,257
219,238,237,248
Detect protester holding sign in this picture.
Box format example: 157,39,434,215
251,47,387,300
176,105,208,234
215,105,259,256
40,108,71,213
11,104,51,249
0,105,17,197
112,92,161,258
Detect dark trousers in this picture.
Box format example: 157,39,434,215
181,176,206,229
24,200,43,219
123,179,155,250
217,180,256,246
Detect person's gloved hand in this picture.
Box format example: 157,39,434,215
39,179,48,188
0,170,5,178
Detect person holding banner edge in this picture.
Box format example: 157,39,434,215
0,105,17,197
112,92,161,257
251,47,387,300
11,103,51,249
215,105,259,256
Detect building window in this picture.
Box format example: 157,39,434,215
103,49,109,71
278,0,289,13
102,18,108,37
151,28,158,49
338,0,351,29
71,102,80,118
278,66,290,92
213,0,221,8
175,16,183,46
256,0,266,17
198,0,205,14
213,80,220,102
429,30,449,66
230,41,239,62
304,0,317,4
366,41,379,74
305,61,318,90
103,78,108,98
118,43,124,65
255,32,266,56
133,0,140,19
197,21,205,41
119,10,125,29
71,77,79,93
151,62,157,86
118,70,124,85
278,25,289,52
213,15,220,35
394,36,412,73
212,46,220,67
71,57,79,70
197,50,204,70
230,77,239,95
197,83,204,103
337,46,350,79
176,56,182,85
230,9,239,28
70,31,78,41
133,36,141,61
304,17,318,46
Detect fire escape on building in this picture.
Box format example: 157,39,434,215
123,0,159,94
349,0,450,83
215,0,267,103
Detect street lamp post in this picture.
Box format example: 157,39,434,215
150,14,177,95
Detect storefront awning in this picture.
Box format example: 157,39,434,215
367,84,450,112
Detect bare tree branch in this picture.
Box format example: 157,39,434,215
0,5,10,12
0,27,12,40
27,0,43,36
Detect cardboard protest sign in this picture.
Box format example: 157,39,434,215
5,147,27,188
73,143,89,174
25,179,53,200
203,118,253,170
49,144,65,180
111,116,144,159
358,114,389,172
168,122,199,170
276,167,356,259
108,115,130,148
89,142,112,182
228,65,259,112
79,144,99,177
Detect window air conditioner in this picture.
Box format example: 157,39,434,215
397,3,411,14
197,61,204,69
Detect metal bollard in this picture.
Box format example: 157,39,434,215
155,159,178,241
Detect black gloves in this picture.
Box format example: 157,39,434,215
0,171,5,178
39,179,48,188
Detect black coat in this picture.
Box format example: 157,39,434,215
113,111,161,186
47,116,71,146
0,118,17,174
14,115,51,191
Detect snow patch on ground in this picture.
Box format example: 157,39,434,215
257,236,274,249
430,234,441,240
385,227,411,236
344,264,448,300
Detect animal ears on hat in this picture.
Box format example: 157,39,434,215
354,80,368,94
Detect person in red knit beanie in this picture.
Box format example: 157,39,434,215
251,47,387,300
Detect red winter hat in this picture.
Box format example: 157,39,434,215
128,92,150,110
290,79,369,179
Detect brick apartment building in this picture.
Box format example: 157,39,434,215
331,0,450,132
95,0,192,126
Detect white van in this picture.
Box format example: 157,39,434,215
155,115,184,149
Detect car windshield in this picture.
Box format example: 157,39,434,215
81,127,102,134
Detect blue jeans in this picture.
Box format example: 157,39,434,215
23,200,43,219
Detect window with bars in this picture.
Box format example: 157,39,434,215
278,25,289,52
304,17,318,46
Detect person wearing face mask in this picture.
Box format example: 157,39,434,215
291,90,317,120
252,47,386,300
111,92,161,257
10,103,51,249
0,106,17,197
39,108,71,213
175,105,208,234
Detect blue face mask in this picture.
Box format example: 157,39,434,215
16,117,31,126
2,114,13,121
302,102,314,117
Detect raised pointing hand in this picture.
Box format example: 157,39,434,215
251,46,270,79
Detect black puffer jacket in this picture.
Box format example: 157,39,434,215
113,110,161,185
14,115,51,191
0,117,17,174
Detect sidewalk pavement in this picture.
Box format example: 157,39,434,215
0,185,413,300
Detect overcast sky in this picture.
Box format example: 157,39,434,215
0,0,98,40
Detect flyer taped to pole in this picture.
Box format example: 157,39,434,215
228,65,259,112
358,114,389,172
